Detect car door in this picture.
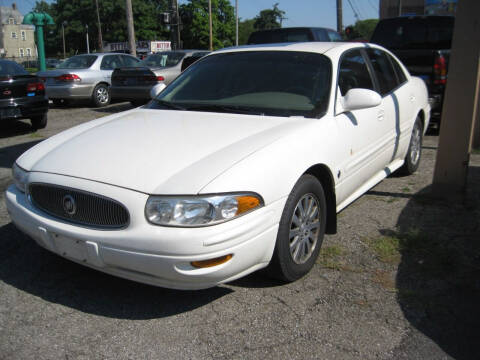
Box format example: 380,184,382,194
100,55,122,84
365,48,412,163
334,48,393,202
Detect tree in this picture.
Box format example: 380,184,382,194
179,0,235,50
238,18,255,45
350,19,379,41
253,3,285,30
33,0,170,57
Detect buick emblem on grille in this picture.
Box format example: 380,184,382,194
62,195,77,216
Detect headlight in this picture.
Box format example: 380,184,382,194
12,163,28,193
145,193,263,227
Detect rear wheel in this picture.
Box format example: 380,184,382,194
30,113,47,130
92,83,110,107
399,116,423,175
267,174,326,282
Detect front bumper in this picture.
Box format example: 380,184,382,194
46,83,95,99
0,96,48,121
5,173,283,290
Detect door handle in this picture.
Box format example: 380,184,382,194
410,95,416,102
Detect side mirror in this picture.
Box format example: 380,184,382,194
342,88,381,112
150,83,166,99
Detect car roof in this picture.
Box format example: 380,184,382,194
212,42,376,56
251,26,338,33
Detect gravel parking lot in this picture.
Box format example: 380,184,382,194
0,104,478,359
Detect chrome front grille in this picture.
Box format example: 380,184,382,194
28,183,129,229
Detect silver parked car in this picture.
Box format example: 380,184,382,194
110,50,209,106
37,53,142,107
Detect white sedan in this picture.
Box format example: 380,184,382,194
6,43,429,290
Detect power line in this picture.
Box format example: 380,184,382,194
367,0,379,12
351,0,365,19
346,0,360,21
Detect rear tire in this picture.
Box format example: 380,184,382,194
30,113,47,130
399,116,423,175
92,83,110,107
267,174,327,282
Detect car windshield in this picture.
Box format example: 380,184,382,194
57,55,98,69
0,61,28,76
148,51,332,118
142,52,186,68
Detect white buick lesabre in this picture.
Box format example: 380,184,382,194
6,43,429,290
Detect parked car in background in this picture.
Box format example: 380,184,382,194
110,50,209,106
6,42,429,289
46,58,61,68
370,16,454,124
0,59,48,129
247,27,342,44
37,53,142,107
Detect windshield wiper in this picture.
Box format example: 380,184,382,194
185,104,264,115
153,99,187,110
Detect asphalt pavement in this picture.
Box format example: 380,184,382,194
0,103,478,359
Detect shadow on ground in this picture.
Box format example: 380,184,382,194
0,222,232,319
392,166,480,359
0,120,34,139
0,140,42,170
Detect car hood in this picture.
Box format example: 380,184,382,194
18,109,310,194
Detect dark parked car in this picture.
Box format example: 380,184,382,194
0,60,48,129
247,27,342,45
370,16,454,123
111,50,209,106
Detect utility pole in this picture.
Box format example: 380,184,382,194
125,0,136,56
95,0,103,52
432,0,480,198
398,0,402,16
62,21,66,59
235,0,238,46
170,0,181,50
336,0,343,33
208,0,213,50
86,24,90,53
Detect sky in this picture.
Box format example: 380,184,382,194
11,0,379,29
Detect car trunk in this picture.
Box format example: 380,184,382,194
111,67,163,87
0,74,40,99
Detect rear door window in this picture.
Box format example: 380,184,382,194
101,55,122,70
366,49,399,96
338,49,375,96
388,54,407,85
121,55,142,67
313,29,328,41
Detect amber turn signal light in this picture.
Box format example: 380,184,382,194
236,195,261,215
191,254,233,268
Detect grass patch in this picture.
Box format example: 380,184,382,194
365,235,401,264
472,148,480,155
401,186,411,193
318,245,346,270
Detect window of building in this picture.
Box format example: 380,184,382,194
8,18,15,25
26,48,31,57
11,32,17,39
21,31,26,41
19,48,24,57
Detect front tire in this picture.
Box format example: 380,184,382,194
30,113,47,130
267,174,327,282
399,116,423,175
92,84,110,107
